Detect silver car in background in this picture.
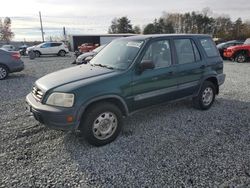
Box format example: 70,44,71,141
74,45,106,65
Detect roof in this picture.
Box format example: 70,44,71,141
70,34,136,37
119,34,212,41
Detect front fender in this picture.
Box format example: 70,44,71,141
75,94,129,129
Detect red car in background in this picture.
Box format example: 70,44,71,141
78,43,99,53
224,38,250,63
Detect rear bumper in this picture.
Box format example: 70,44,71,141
26,93,80,130
9,60,24,73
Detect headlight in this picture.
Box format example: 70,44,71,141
76,57,82,63
46,92,74,107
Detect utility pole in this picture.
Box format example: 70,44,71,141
39,11,44,42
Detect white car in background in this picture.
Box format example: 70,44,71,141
1,45,16,51
26,42,69,57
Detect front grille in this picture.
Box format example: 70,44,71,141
32,86,44,102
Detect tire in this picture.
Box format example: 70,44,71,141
28,50,36,60
192,81,216,110
0,65,9,80
235,53,247,63
58,50,66,57
34,51,41,57
80,102,123,146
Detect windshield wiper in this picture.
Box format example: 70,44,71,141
92,63,114,70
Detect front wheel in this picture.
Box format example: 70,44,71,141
193,81,216,110
80,102,123,146
58,50,66,57
34,51,41,57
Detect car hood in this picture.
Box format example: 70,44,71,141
35,64,116,91
77,51,96,61
27,46,36,51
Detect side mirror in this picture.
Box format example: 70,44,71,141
138,60,155,73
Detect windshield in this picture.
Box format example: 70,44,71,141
90,39,144,70
244,38,250,45
216,43,225,48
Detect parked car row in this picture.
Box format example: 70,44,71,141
217,38,250,63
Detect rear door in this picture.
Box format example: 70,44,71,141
131,38,179,110
173,38,205,98
50,43,62,54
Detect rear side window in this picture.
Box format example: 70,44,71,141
174,39,200,64
200,38,219,57
51,43,62,47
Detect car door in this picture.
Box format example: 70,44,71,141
131,38,179,110
40,43,51,54
50,43,62,54
173,38,205,98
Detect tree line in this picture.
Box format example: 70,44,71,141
0,17,14,43
108,9,250,41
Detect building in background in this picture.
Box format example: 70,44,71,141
68,34,136,51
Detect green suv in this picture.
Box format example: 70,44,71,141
26,34,225,146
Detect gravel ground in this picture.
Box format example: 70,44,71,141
0,56,250,187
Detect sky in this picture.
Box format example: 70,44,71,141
0,0,250,41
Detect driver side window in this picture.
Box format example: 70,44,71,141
41,43,51,48
142,40,171,68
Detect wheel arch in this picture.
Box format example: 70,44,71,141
233,49,249,58
0,63,10,72
34,50,41,55
196,76,219,96
77,95,129,127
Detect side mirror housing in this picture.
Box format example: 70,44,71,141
138,60,155,73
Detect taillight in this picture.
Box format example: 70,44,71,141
64,45,68,48
12,52,21,60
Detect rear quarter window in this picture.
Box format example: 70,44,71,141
200,38,219,57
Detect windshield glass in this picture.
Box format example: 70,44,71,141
216,43,225,48
244,38,250,45
90,39,144,70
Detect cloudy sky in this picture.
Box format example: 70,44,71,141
0,0,249,41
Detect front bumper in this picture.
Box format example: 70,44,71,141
216,73,226,86
26,93,80,130
223,51,233,58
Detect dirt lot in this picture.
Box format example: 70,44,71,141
0,55,250,187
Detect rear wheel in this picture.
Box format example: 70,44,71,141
193,81,216,110
0,65,9,80
80,102,123,146
235,53,247,63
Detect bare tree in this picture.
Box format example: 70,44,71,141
0,17,14,43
